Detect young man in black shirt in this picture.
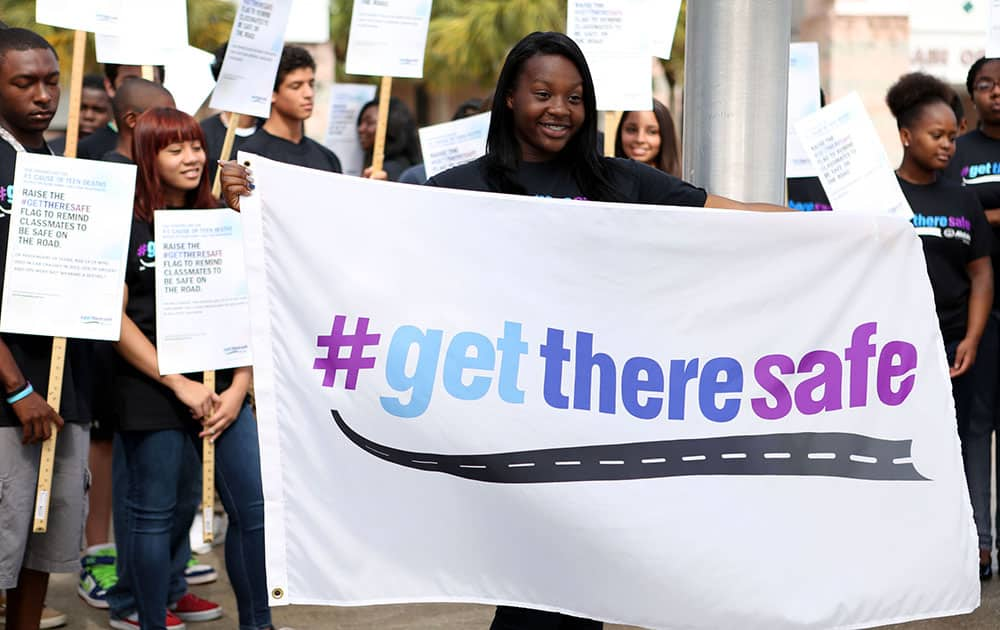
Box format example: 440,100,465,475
102,78,175,164
0,28,87,630
239,46,341,172
77,64,164,161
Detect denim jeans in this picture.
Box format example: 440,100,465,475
947,325,996,551
109,403,271,630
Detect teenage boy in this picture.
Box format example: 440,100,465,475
102,78,175,164
239,45,342,172
0,28,86,630
49,74,112,155
77,64,164,160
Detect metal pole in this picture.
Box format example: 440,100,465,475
682,0,792,204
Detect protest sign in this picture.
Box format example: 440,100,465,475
164,47,218,116
241,155,978,628
210,0,295,120
418,112,490,179
153,209,252,375
795,92,912,217
0,154,135,341
650,0,682,60
567,0,652,112
989,0,1000,57
786,42,822,178
94,0,188,65
35,0,121,34
344,0,432,79
286,0,331,43
324,83,377,177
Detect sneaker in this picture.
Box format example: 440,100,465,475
78,543,119,608
170,592,222,622
184,555,218,585
109,611,186,629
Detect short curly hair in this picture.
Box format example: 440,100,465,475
886,72,955,129
274,45,315,91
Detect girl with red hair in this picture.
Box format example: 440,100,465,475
108,107,273,630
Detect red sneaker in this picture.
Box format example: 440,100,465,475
109,611,186,629
169,593,222,622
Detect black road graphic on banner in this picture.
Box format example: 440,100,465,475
331,411,928,483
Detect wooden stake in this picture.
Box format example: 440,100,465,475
33,29,86,534
211,113,241,198
141,65,155,81
370,76,393,173
604,111,620,157
202,370,216,543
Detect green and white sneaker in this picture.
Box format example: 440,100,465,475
78,544,118,609
184,556,218,585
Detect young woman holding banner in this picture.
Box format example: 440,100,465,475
218,31,786,629
110,107,275,630
613,98,681,177
887,72,995,580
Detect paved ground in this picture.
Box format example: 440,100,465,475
28,548,1000,630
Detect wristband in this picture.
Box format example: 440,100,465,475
6,382,33,405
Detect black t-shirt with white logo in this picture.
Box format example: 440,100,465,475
0,139,82,426
425,156,708,207
114,216,233,431
898,175,993,343
787,176,831,212
239,128,342,173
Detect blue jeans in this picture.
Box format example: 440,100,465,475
109,404,271,630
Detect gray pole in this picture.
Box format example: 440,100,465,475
682,0,792,204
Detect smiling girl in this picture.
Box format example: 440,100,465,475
614,99,680,176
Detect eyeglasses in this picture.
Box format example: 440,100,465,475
974,78,1000,92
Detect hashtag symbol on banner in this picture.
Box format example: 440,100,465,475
314,315,381,390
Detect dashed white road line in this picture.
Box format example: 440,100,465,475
721,453,747,459
682,455,707,462
459,464,486,469
808,453,836,460
892,457,913,465
508,462,535,468
599,460,625,465
412,460,438,465
764,452,791,459
850,455,878,464
555,461,581,466
641,458,666,464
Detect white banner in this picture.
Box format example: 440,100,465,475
323,83,377,177
344,0,432,79
210,0,295,120
242,155,979,629
153,209,252,375
796,92,912,218
418,112,489,179
1,154,134,341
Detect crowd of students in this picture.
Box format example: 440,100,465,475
0,17,999,630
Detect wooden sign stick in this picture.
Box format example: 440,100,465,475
211,113,241,198
603,111,620,157
33,28,87,533
202,370,217,543
370,76,393,174
141,65,155,81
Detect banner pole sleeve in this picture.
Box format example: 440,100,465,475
371,76,393,174
33,29,86,533
202,369,217,543
211,113,241,198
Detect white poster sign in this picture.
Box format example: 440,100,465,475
35,0,121,34
650,0,682,60
989,0,1000,58
786,42,822,178
164,47,217,116
94,0,188,65
567,0,652,111
795,92,912,217
0,154,134,341
241,155,978,629
418,112,489,179
209,0,295,120
286,0,331,44
344,0,432,79
154,209,252,375
323,83,377,177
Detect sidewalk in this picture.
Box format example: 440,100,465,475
42,548,1000,629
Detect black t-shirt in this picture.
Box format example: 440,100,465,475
943,129,1000,308
898,176,993,343
240,128,342,173
425,156,708,207
787,176,831,211
0,139,82,426
100,150,132,164
77,125,118,161
201,114,260,185
116,217,234,431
